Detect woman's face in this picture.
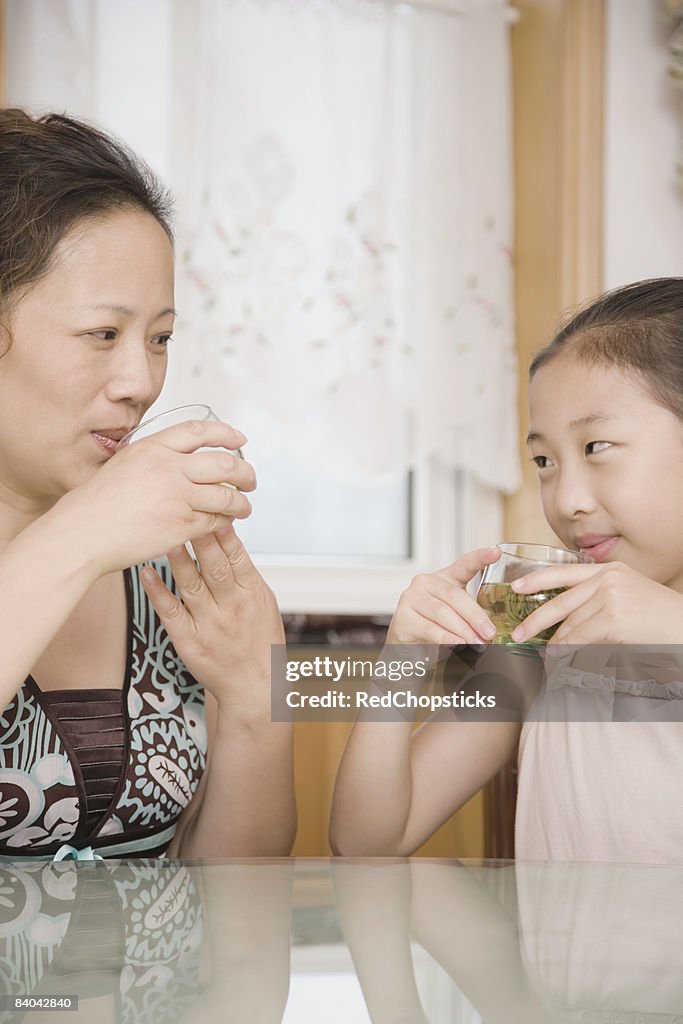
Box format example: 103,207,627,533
0,209,174,507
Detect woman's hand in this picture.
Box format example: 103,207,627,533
53,419,255,575
509,560,683,645
139,524,284,712
387,547,502,645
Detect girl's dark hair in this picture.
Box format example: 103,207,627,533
0,107,173,320
529,278,683,421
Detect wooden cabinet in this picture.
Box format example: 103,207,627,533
291,719,487,858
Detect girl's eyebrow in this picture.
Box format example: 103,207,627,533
526,412,614,445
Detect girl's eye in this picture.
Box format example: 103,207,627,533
89,329,117,341
531,455,551,470
586,440,611,455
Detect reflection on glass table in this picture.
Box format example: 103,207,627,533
0,858,681,1023
0,860,293,1024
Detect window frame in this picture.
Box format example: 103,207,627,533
254,467,504,615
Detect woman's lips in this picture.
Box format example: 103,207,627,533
91,432,120,456
579,536,620,562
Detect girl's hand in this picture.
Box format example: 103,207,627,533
387,547,502,645
140,524,284,712
509,560,683,645
55,419,255,575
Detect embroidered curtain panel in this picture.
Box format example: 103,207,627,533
6,0,520,492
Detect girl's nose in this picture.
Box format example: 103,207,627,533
552,465,598,520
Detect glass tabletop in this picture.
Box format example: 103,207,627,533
0,857,681,1023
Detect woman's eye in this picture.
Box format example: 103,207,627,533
531,455,551,470
151,334,173,348
89,329,117,341
586,440,611,455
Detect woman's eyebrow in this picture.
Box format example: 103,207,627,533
526,412,614,445
69,302,177,318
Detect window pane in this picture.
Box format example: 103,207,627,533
238,458,411,559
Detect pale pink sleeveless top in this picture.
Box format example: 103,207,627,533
515,649,683,864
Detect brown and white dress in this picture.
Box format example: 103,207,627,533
0,559,207,859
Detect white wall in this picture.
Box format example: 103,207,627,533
603,0,683,288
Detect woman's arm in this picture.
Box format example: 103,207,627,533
169,690,296,858
181,862,292,1023
0,505,99,710
0,418,249,712
139,526,297,858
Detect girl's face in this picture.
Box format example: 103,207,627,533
528,353,683,591
0,209,174,507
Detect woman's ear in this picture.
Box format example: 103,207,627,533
0,325,12,358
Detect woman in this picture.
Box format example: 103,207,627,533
0,108,296,858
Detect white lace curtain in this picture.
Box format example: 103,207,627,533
6,0,521,492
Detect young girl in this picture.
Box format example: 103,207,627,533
0,109,296,859
331,277,683,863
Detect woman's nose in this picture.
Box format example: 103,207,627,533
104,339,161,404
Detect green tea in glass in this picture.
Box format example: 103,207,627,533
476,543,593,649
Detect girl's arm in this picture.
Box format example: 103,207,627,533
409,862,558,1023
330,546,537,857
333,860,431,1024
329,687,521,857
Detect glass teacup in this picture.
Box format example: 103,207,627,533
116,404,244,486
476,542,593,648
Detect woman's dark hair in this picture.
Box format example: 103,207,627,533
529,278,683,421
0,107,173,320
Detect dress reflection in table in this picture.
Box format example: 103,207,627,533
0,858,681,1023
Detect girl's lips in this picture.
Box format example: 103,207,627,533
579,536,620,562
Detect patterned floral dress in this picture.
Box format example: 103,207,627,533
0,859,203,1023
0,560,207,858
